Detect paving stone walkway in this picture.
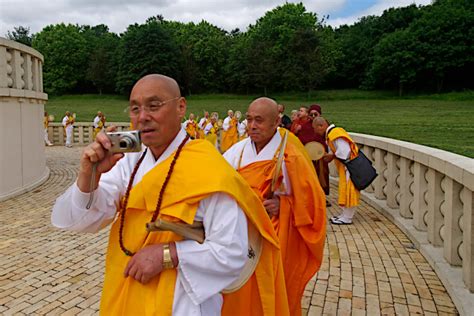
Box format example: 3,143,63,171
0,146,459,315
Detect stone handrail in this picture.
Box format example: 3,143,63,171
46,122,132,145
338,133,473,315
46,122,223,147
0,37,47,100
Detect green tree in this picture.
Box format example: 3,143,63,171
115,17,181,95
368,30,421,95
408,0,474,91
245,3,332,94
330,5,422,89
6,26,33,46
81,25,120,94
165,20,229,94
32,24,88,95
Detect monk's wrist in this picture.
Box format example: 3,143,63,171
169,242,179,267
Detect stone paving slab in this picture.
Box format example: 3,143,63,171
0,146,459,315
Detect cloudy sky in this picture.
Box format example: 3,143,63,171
1,0,432,35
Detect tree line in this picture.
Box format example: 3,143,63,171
7,0,473,96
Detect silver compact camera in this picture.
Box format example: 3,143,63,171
107,130,142,153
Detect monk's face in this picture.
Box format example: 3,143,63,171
298,107,309,119
291,112,298,121
246,101,279,147
129,77,186,153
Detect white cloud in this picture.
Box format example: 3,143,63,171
0,0,432,36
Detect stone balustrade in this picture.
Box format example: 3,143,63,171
330,133,473,314
0,38,47,99
46,122,132,145
0,38,48,201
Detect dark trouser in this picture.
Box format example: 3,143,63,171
313,159,330,195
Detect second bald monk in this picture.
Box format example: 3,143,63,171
224,97,326,315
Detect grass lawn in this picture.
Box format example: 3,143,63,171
45,91,474,158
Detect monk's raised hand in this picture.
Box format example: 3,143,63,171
263,196,280,218
124,244,164,284
77,126,124,193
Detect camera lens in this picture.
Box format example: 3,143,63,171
119,136,134,149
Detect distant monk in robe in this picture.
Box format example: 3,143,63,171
224,97,326,315
308,104,330,200
313,117,360,225
220,110,238,153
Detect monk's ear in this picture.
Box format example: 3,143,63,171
177,97,187,120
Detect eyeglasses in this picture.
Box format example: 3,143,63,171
128,97,180,117
309,112,319,117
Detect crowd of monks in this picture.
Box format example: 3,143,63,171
51,74,361,315
182,109,248,152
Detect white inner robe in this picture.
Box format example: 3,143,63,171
223,128,292,196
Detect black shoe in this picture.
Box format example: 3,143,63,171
326,201,332,207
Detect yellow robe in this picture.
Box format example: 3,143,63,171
221,118,238,152
100,140,289,315
93,119,104,140
204,123,218,146
236,141,326,315
185,120,198,139
327,127,360,207
197,119,209,139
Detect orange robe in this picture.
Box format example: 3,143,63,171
221,118,238,152
327,127,360,207
100,140,289,315
236,141,326,315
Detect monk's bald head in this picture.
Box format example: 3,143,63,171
128,74,187,157
246,97,280,151
312,116,330,137
248,97,279,122
132,74,181,99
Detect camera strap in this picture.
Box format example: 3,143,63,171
86,163,98,210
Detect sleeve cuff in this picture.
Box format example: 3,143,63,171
71,182,96,209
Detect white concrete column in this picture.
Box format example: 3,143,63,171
88,126,94,143
462,188,474,291
427,169,444,247
48,126,54,144
413,162,428,231
386,152,399,209
32,58,39,92
443,178,463,265
78,125,84,144
0,46,7,88
39,61,43,92
58,126,65,145
374,148,387,200
12,50,23,89
399,157,414,218
25,54,32,90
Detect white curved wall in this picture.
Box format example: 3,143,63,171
0,37,49,201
